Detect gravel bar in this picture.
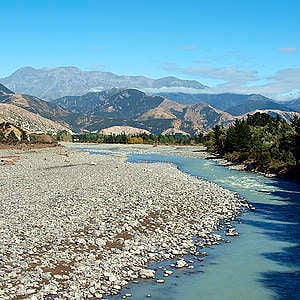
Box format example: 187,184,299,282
0,146,249,299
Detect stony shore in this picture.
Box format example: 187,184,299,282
0,145,249,299
68,143,211,159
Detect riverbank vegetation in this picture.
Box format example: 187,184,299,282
71,113,299,179
0,122,60,149
72,132,204,145
3,112,299,180
205,112,300,179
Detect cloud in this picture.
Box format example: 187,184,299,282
163,63,258,83
162,61,300,100
278,47,298,53
253,68,300,96
181,44,198,51
211,68,300,99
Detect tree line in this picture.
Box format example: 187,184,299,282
2,113,299,180
205,112,300,178
72,132,204,145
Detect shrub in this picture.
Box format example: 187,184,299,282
0,130,5,142
6,131,19,144
224,151,241,162
29,133,57,144
127,136,143,144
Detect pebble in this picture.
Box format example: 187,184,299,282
156,279,165,284
0,145,248,299
175,259,188,268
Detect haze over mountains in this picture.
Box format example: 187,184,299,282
1,66,299,113
0,67,299,136
0,67,207,100
158,92,299,114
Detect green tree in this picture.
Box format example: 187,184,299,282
56,130,72,142
225,120,252,154
7,131,19,144
0,130,5,142
20,130,28,142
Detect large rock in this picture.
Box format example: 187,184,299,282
175,259,188,268
139,268,156,279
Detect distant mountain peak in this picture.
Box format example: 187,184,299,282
0,66,207,100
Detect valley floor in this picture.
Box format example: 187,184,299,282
0,144,247,299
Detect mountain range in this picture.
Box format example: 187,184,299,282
279,98,300,113
53,88,235,134
157,92,298,114
0,82,239,135
0,69,299,136
0,67,207,100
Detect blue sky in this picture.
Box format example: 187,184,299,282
1,0,300,99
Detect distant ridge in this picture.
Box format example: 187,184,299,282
0,66,207,100
157,92,275,110
157,92,297,115
53,88,236,134
1,81,298,135
279,98,300,113
226,98,292,116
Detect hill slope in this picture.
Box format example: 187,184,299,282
54,89,235,134
157,92,270,110
0,83,71,124
181,102,235,133
0,83,14,94
0,104,70,133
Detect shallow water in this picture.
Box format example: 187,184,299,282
78,147,300,300
123,154,299,300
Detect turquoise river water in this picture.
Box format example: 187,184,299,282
80,147,299,300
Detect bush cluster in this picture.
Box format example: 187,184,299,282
205,112,300,177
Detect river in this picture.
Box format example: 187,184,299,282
77,146,299,300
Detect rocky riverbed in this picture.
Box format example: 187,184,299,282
0,146,249,299
68,143,211,159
